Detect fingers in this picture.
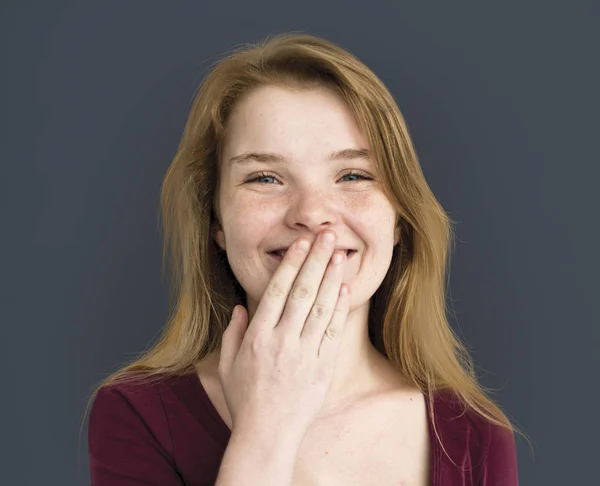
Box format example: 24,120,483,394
247,237,313,334
274,230,339,337
299,248,347,346
317,283,350,359
219,305,248,375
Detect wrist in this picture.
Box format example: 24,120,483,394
230,424,305,453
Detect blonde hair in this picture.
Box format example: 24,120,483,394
80,31,527,469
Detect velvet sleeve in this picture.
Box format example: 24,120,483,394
478,422,519,485
88,384,184,486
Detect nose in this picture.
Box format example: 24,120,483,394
285,189,338,234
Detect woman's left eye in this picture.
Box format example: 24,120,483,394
245,171,373,185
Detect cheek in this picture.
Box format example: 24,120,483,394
346,194,396,231
230,192,278,220
225,196,272,236
226,245,273,297
229,253,259,280
346,190,391,213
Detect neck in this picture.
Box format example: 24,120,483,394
317,299,402,418
199,299,408,421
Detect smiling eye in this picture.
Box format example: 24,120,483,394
246,172,278,184
245,171,373,185
339,171,373,182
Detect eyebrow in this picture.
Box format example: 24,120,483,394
228,148,371,166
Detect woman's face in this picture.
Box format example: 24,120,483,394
214,85,399,316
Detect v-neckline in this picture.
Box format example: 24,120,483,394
172,372,441,486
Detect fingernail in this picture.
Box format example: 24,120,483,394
296,239,310,252
321,232,335,247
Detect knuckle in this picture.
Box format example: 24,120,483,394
277,332,296,349
266,282,286,299
248,330,268,353
310,302,329,319
324,325,338,339
272,331,297,356
333,302,347,314
291,283,312,300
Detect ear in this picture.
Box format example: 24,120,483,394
212,219,226,252
394,224,400,246
215,229,226,251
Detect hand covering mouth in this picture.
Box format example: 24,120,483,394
268,248,357,258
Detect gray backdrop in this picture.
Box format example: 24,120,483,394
2,1,598,484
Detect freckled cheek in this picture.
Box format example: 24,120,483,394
345,191,383,211
226,212,271,256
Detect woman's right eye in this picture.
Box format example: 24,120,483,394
244,172,278,185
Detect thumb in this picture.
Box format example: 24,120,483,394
219,305,248,373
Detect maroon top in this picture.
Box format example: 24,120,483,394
88,372,518,485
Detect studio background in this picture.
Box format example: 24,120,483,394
2,1,598,484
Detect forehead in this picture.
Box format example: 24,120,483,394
222,85,368,163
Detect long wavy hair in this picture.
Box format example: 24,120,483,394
80,31,526,467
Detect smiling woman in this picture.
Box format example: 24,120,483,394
83,32,523,486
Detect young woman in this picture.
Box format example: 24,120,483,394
85,32,521,485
